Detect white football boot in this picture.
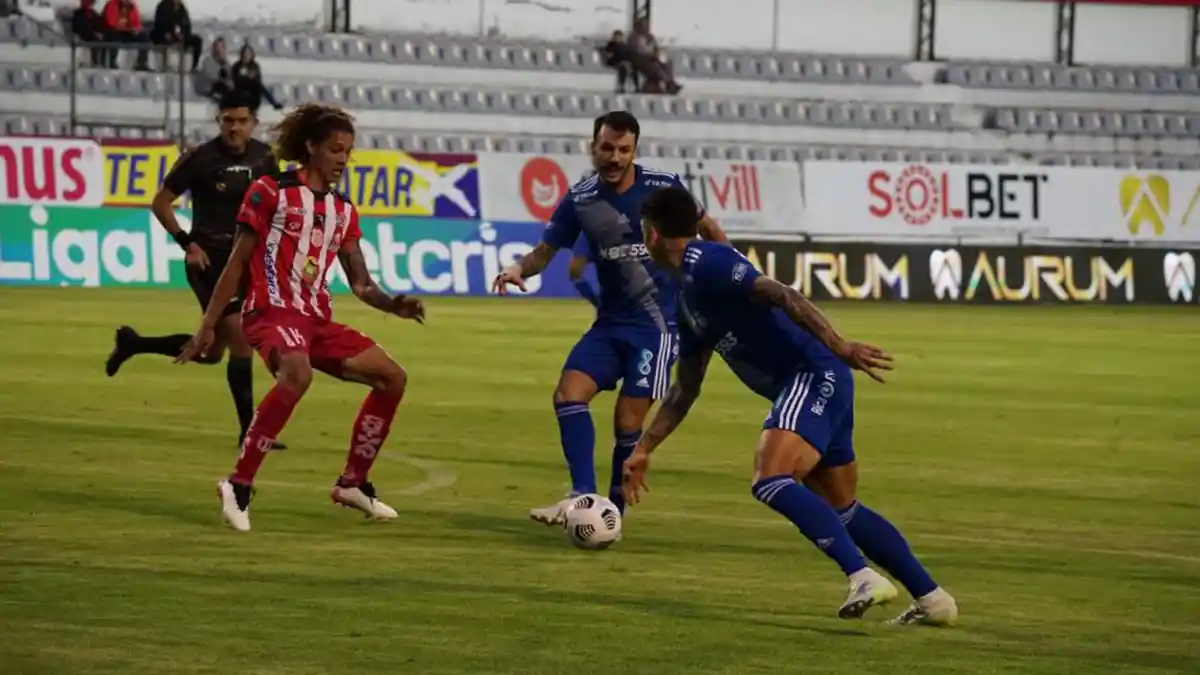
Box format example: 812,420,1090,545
529,494,577,527
888,587,959,627
216,479,252,532
838,568,899,619
331,481,398,521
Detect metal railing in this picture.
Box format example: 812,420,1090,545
26,15,190,144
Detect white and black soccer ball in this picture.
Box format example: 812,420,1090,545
563,493,622,550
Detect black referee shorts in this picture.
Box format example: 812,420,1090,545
185,246,243,318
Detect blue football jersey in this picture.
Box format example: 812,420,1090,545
678,240,845,400
543,165,703,330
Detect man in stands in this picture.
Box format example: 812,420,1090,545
70,0,107,67
151,0,202,71
102,0,149,70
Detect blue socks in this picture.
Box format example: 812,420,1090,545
839,501,938,598
555,401,596,494
573,279,599,307
753,475,868,576
608,430,640,513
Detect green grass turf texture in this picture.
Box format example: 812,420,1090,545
1,288,1197,675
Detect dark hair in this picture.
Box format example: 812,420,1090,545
592,110,640,143
270,103,356,163
641,187,701,238
217,89,253,111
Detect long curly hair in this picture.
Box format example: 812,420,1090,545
270,104,356,164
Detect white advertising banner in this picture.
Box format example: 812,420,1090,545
803,160,1200,244
478,153,804,232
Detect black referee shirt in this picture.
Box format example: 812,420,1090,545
162,137,276,252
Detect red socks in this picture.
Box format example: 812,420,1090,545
231,384,302,485
340,389,402,486
230,386,401,487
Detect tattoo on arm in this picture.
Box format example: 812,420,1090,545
640,350,712,454
516,242,557,278
751,276,845,354
338,240,394,313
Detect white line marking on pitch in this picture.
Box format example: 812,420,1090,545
384,453,457,496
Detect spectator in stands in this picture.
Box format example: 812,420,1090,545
102,0,149,70
626,17,680,95
194,36,233,101
231,44,283,114
601,30,637,94
70,0,107,67
150,0,202,71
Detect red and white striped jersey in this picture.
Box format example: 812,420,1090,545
236,171,361,322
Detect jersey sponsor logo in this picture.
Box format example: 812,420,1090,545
596,243,649,262
309,228,325,248
519,156,569,222
1163,251,1195,302
1,136,104,207
645,179,673,188
714,331,738,356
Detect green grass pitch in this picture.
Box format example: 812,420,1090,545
1,288,1197,675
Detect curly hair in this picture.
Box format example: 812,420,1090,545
270,103,356,164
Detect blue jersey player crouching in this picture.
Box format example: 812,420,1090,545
622,186,958,625
492,111,727,526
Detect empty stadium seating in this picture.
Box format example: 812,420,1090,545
0,14,1197,167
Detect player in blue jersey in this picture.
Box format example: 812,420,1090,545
621,186,958,625
492,111,727,526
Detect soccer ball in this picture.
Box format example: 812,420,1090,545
563,493,622,550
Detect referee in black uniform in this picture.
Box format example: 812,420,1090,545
106,90,286,450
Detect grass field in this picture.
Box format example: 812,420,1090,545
1,288,1198,675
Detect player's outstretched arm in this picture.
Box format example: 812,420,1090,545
338,240,425,323
623,348,712,505
750,276,894,383
751,276,847,354
697,214,729,244
176,227,256,363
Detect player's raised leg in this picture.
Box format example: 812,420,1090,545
219,312,288,450
322,339,406,521
106,327,217,374
805,456,958,627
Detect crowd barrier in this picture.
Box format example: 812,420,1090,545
0,136,1195,304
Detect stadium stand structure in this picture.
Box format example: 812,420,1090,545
0,14,1197,168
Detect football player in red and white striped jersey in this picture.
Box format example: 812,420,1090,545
178,104,425,532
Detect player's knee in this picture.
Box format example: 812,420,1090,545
554,371,597,405
275,358,313,395
374,362,407,397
